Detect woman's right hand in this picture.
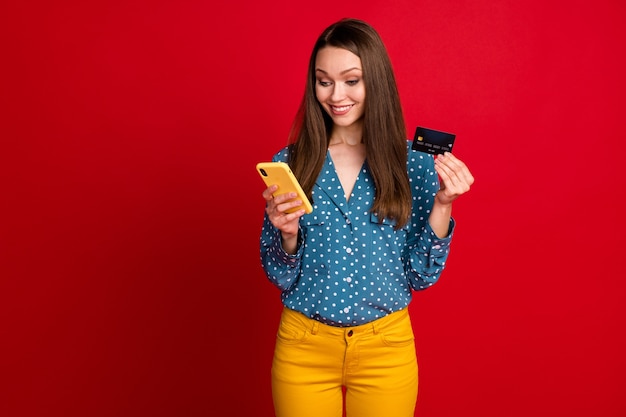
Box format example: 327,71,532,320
262,185,306,253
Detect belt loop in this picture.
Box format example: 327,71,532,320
311,320,319,335
372,320,380,335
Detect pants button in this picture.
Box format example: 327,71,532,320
347,330,353,337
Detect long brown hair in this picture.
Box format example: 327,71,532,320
288,18,411,228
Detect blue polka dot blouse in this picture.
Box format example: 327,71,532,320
260,141,455,327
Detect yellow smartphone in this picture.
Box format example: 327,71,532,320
256,162,313,214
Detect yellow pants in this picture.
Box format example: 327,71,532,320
271,307,418,417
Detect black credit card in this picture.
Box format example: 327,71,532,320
411,126,456,155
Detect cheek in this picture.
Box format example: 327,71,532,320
357,86,366,102
315,86,326,102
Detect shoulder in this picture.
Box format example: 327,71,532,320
270,146,290,162
406,140,435,175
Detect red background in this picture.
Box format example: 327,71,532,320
2,1,625,416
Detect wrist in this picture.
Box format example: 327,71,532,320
281,229,300,255
433,197,453,214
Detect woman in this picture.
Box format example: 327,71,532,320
259,18,474,417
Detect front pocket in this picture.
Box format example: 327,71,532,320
301,213,329,273
276,319,309,345
380,332,415,347
379,319,415,348
368,213,409,273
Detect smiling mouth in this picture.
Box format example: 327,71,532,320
330,104,354,115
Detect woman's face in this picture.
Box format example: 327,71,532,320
314,47,365,130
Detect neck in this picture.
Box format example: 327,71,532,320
329,124,363,146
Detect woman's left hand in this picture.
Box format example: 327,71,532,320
434,152,475,206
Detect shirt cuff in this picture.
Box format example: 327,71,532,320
428,216,455,239
424,217,455,251
270,226,304,264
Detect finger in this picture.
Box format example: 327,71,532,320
270,208,305,233
280,209,306,223
436,162,471,197
435,156,459,187
273,191,298,205
267,196,304,222
262,185,278,201
437,152,464,173
437,153,474,189
447,158,474,189
275,198,305,215
444,154,473,183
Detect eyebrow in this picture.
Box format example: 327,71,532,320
315,67,362,75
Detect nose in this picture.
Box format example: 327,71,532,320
330,83,346,102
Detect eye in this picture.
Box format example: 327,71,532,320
346,79,360,86
317,80,332,87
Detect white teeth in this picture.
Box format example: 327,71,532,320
332,105,352,112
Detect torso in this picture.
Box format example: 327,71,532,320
265,142,444,327
328,142,366,201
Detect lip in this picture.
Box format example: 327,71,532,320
330,104,354,115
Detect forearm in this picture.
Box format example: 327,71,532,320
428,200,453,238
281,232,299,254
405,218,454,290
260,221,303,291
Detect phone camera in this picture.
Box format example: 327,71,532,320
260,168,268,176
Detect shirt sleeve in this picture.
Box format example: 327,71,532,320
258,147,304,291
406,218,455,290
259,213,304,291
404,149,456,290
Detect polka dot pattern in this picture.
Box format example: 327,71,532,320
260,141,455,327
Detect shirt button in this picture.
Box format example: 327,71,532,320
345,247,352,254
